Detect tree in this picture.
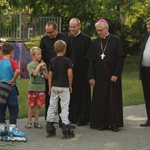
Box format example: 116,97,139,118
4,0,150,53
0,0,10,14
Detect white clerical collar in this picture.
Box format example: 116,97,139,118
73,31,81,37
103,33,110,39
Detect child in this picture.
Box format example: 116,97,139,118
25,47,48,129
0,42,26,138
46,40,75,138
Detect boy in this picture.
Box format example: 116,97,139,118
46,40,75,138
25,47,48,129
0,42,26,140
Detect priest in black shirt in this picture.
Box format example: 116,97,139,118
40,21,74,122
68,18,92,126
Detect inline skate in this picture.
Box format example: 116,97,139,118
0,124,27,142
46,122,56,137
62,123,75,139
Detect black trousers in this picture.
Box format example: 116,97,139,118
141,67,150,120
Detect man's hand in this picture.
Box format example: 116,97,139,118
89,79,95,87
111,76,118,83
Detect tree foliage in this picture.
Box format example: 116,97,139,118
1,0,150,53
0,0,10,14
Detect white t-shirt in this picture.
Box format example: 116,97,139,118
142,35,150,67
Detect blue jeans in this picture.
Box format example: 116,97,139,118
0,86,19,124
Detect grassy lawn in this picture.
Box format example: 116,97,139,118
122,54,144,106
17,54,144,118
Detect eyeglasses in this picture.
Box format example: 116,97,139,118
46,29,55,34
96,28,105,32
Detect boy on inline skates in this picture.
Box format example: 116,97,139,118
46,40,75,138
0,42,26,142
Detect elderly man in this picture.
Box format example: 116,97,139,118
139,17,150,127
86,19,125,132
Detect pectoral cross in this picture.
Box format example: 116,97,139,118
101,53,105,59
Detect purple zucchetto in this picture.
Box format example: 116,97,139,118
95,19,108,27
97,19,107,23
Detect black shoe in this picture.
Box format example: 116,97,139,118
140,120,150,127
98,127,109,131
77,123,84,126
77,122,85,126
111,126,119,132
77,121,90,126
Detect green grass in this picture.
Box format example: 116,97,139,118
122,54,144,106
17,54,144,118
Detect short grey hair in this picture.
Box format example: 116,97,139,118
95,21,109,28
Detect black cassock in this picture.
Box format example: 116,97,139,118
86,34,125,129
69,32,92,125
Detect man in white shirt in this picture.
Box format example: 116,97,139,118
139,17,150,126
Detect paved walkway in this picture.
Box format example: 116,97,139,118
0,104,150,150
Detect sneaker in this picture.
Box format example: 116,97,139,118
34,122,42,129
0,129,8,136
8,124,26,137
25,121,32,129
0,123,8,136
